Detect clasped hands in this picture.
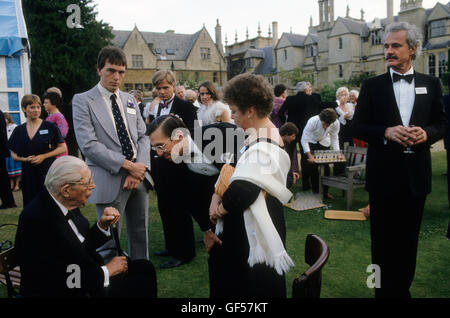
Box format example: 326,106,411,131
123,161,148,190
384,125,427,147
209,193,228,225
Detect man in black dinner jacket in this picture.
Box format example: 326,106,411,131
277,81,324,191
352,22,446,298
15,156,156,297
148,70,199,269
147,115,246,295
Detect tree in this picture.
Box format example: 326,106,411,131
22,0,113,101
318,72,376,103
278,67,313,88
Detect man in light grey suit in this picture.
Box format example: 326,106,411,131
72,46,150,261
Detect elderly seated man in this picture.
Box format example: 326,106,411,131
15,156,156,298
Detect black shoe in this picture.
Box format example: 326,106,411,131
160,257,191,269
154,249,170,257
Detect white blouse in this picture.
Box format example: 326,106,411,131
197,101,231,126
334,102,355,126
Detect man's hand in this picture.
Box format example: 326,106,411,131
123,160,147,181
98,207,120,231
123,175,141,190
203,230,223,253
384,125,417,147
307,152,315,164
210,203,228,224
292,172,300,184
105,256,128,277
209,193,222,224
408,126,428,145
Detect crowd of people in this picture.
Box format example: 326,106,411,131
2,21,449,299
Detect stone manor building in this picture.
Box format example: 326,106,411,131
225,0,450,89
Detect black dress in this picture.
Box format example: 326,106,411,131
209,139,288,298
8,121,64,207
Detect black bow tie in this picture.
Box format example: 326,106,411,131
66,209,75,220
393,73,414,84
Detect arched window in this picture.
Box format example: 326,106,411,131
428,54,436,77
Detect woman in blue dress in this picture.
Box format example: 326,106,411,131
8,94,67,207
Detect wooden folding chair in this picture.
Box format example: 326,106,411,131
292,234,330,298
0,247,20,298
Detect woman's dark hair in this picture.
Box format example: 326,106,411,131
97,46,127,70
199,81,219,102
223,73,274,118
274,84,287,97
146,114,187,137
42,91,62,109
279,122,299,137
319,108,338,125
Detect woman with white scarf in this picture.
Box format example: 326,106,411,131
208,74,294,297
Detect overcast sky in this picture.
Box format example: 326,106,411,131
92,0,448,44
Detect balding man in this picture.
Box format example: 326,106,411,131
15,156,156,297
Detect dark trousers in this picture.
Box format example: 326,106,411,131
151,154,195,260
0,157,15,206
107,259,157,298
307,143,330,195
369,189,426,298
447,149,450,206
299,143,312,190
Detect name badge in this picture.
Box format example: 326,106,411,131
39,129,49,135
127,107,137,115
415,87,427,95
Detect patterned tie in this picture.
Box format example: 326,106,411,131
110,94,134,161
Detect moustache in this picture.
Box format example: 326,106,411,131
386,55,398,60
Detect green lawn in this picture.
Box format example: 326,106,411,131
1,151,449,298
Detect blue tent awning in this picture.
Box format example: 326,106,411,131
0,0,28,56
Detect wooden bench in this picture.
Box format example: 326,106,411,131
319,146,367,210
0,247,20,298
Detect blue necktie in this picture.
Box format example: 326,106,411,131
110,94,134,161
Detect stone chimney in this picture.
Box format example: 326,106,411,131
387,0,394,22
272,21,278,47
272,21,278,71
215,19,223,54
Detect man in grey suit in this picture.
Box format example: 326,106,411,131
72,46,150,261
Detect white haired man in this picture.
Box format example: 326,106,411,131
353,21,446,298
15,156,156,297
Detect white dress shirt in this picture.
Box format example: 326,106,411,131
49,192,111,287
155,94,175,117
390,67,415,127
97,83,137,160
301,115,340,153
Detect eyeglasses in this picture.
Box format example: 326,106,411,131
151,138,171,152
70,175,94,188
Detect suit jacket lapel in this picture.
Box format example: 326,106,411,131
87,87,121,146
383,72,403,125
120,91,137,144
409,72,426,126
43,190,87,253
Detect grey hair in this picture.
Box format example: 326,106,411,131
296,81,311,93
350,89,359,98
384,21,422,59
129,90,143,102
45,156,88,194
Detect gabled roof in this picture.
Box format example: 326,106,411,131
336,17,369,37
254,46,273,75
426,1,450,21
275,32,307,49
111,28,204,60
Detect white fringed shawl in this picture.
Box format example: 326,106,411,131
215,140,294,275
